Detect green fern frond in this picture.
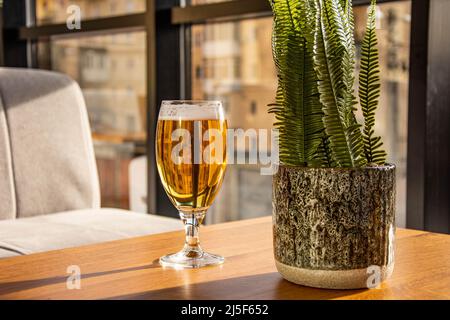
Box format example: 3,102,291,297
341,0,354,28
314,134,335,167
268,0,325,166
268,0,386,168
358,0,387,165
313,0,365,167
340,0,366,167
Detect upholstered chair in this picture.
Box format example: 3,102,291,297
0,68,180,258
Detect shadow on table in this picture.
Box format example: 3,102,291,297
0,259,161,296
1,262,367,299
109,272,367,300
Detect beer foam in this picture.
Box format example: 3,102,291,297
159,101,224,120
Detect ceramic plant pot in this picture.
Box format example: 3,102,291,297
272,164,396,289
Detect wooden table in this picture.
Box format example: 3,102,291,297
0,216,449,299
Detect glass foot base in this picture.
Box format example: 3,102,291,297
159,250,224,269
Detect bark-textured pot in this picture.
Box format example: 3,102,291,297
273,164,395,289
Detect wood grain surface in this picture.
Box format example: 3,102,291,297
0,216,449,299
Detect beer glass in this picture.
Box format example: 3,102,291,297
156,100,227,268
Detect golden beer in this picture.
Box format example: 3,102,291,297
157,100,226,268
156,119,227,212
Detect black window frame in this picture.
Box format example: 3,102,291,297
1,0,449,232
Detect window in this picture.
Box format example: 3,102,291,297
36,0,146,25
38,31,147,210
192,18,277,223
191,0,235,4
5,0,447,232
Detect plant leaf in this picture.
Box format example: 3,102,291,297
358,0,387,165
268,0,325,166
313,0,366,167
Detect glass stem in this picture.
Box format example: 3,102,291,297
180,211,206,256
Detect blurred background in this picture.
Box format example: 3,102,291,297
2,0,448,233
36,0,409,224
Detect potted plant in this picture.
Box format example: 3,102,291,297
269,0,395,289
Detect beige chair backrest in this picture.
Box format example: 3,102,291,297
0,68,100,220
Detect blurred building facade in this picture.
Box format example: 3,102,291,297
37,0,147,209
36,0,145,24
